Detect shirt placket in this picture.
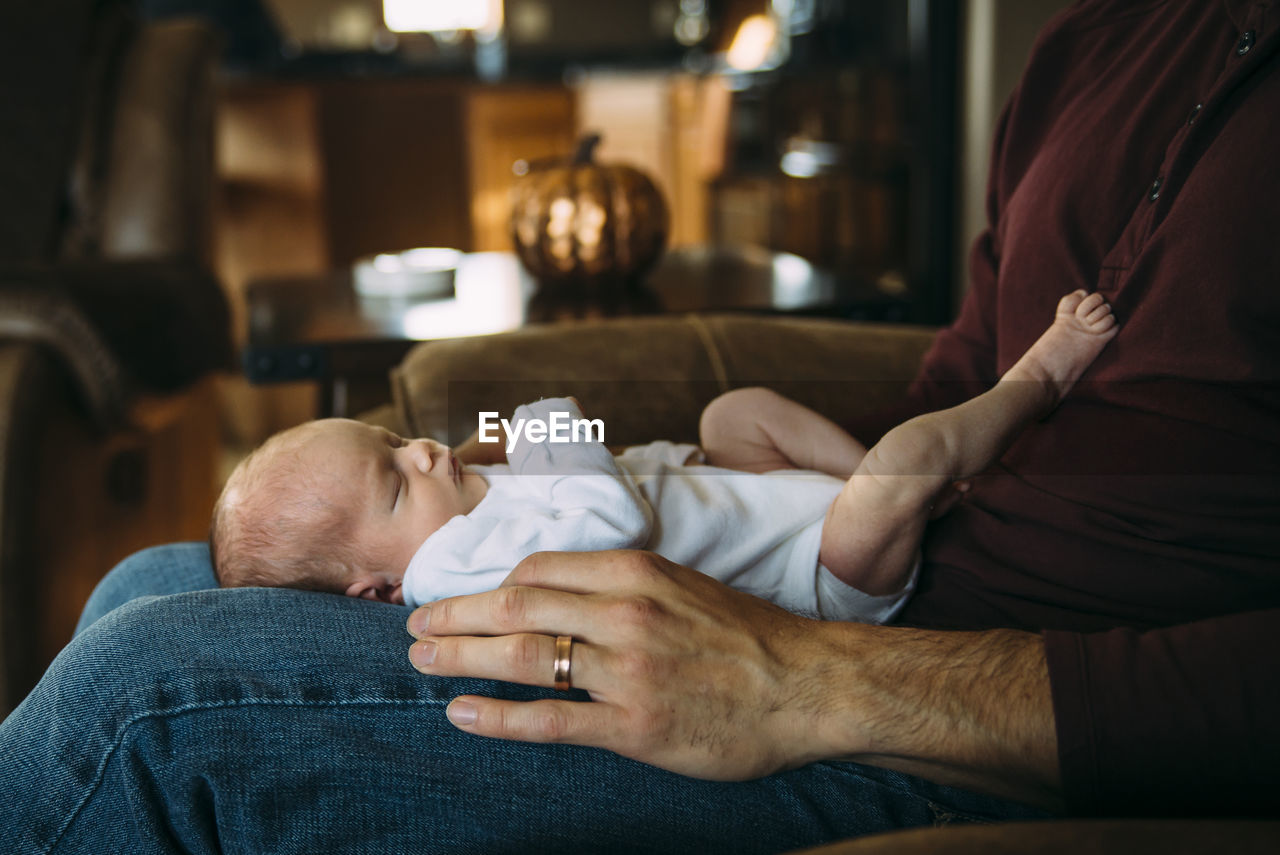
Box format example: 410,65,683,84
1098,2,1275,295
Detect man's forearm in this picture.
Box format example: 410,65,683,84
811,623,1063,812
408,550,1061,806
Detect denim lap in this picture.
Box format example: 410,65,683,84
2,542,1046,853
74,541,221,635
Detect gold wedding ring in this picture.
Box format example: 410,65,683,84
553,635,574,691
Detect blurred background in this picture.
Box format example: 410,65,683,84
185,0,1066,443
0,0,1068,713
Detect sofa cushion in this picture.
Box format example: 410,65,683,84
391,313,937,446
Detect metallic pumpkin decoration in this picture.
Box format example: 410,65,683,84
510,134,669,285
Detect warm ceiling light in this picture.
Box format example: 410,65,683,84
726,14,778,71
383,0,499,33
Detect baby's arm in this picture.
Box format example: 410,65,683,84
506,397,654,547
403,397,652,607
454,396,582,465
699,387,867,478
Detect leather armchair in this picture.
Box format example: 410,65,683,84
0,4,231,714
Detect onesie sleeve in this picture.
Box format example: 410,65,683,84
505,398,654,542
614,440,704,469
402,398,654,607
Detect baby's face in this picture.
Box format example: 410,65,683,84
295,420,487,585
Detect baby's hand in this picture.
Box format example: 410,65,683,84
928,480,971,520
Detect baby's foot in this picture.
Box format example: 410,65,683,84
1004,290,1118,405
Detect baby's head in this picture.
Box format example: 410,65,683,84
211,419,485,604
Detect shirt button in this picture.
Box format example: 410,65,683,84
1149,177,1163,202
1187,103,1202,124
1236,30,1255,56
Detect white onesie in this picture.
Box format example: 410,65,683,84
402,398,916,621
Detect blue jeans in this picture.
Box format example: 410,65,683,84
2,543,1048,853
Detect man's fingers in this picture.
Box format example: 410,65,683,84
410,632,603,691
444,696,618,747
410,583,624,641
407,552,682,642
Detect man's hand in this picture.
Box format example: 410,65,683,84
406,550,1063,809
407,550,837,781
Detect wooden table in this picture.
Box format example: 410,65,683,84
244,245,907,417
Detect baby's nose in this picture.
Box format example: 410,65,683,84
408,440,433,474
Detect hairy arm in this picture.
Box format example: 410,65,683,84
823,623,1061,810
407,550,1061,812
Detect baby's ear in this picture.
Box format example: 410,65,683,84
345,579,376,600
345,576,402,604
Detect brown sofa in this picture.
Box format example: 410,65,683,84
388,313,936,446
374,312,1280,852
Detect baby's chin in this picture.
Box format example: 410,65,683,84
459,466,489,508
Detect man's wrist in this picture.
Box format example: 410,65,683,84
757,618,878,769
795,620,882,761
787,621,1063,811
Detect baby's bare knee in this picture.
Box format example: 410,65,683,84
700,387,779,445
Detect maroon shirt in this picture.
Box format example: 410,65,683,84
850,0,1279,817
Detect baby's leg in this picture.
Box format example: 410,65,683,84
819,290,1117,595
700,387,866,477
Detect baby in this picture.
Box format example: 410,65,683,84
212,290,1117,621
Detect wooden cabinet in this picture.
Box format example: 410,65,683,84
465,87,577,250
217,77,575,278
214,77,575,442
572,71,730,248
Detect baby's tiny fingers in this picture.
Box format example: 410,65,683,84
928,481,970,519
1085,302,1112,322
1077,292,1106,313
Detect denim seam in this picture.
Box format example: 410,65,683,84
47,696,446,854
812,761,1024,823
811,761,940,807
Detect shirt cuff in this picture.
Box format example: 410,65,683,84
1042,629,1098,814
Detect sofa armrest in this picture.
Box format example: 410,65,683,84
0,286,126,430
392,314,937,445
0,261,233,431
0,342,60,709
